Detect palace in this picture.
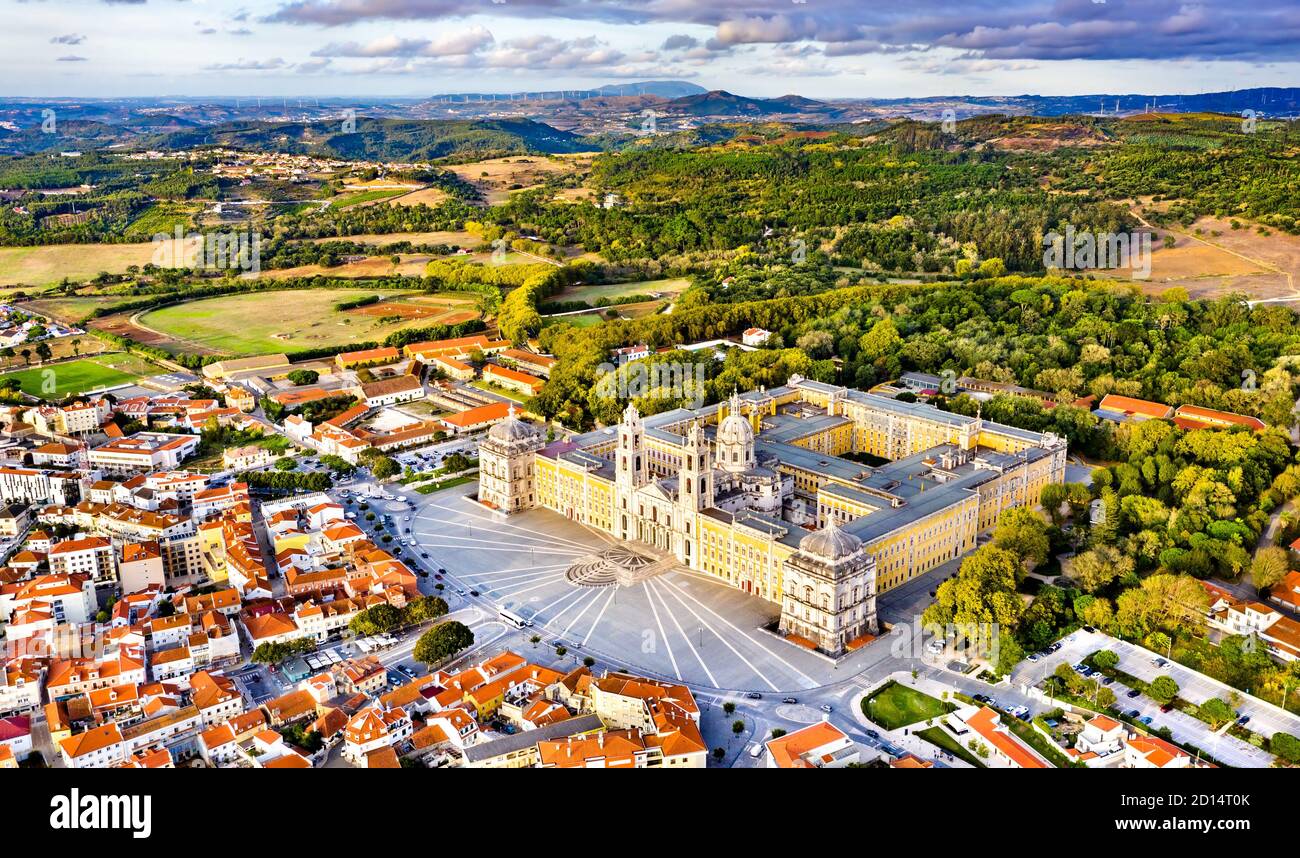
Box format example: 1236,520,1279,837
477,376,1067,657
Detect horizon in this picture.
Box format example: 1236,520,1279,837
4,0,1300,98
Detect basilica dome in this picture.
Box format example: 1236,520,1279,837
488,406,540,444
799,520,863,561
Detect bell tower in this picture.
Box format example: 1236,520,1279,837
615,403,647,541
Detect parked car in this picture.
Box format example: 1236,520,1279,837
1126,689,1142,698
1237,715,1251,726
1160,702,1175,713
1140,716,1154,726
1126,709,1140,718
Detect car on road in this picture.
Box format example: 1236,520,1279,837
781,697,797,704
746,692,762,700
865,729,880,740
819,704,832,713
421,552,430,559
469,590,480,597
454,588,466,595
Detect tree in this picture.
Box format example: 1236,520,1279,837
1071,546,1134,593
413,621,474,664
992,507,1050,571
1198,697,1234,729
529,635,541,648
582,656,596,667
731,719,745,736
722,701,736,715
1250,546,1290,592
1147,675,1180,704
287,369,319,386
35,342,52,364
372,456,400,480
1091,650,1119,671
1271,732,1300,764
1096,686,1117,709
403,595,448,624
712,747,725,762
554,645,567,657
1040,483,1068,525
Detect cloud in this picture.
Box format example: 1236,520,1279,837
313,27,495,58
50,34,86,45
202,57,288,71
261,0,1300,63
661,34,699,51
56,55,88,62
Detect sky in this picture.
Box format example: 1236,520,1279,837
4,0,1300,98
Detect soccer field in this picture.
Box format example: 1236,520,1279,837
0,354,150,397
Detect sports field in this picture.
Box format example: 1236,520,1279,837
0,353,153,397
136,288,479,355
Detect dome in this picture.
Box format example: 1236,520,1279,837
716,390,754,447
716,411,754,447
799,520,863,561
488,406,540,444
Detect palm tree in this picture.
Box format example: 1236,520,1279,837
71,338,81,356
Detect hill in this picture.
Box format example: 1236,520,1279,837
146,117,592,160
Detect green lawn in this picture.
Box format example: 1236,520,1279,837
137,288,427,354
1,354,149,397
915,726,986,768
333,189,406,208
861,681,956,730
553,277,690,304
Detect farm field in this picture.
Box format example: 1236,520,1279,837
551,277,690,305
135,288,480,355
0,243,157,288
306,230,476,247
0,352,155,397
22,294,142,325
444,154,595,204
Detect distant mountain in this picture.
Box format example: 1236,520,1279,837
665,90,836,117
851,87,1300,119
428,80,706,103
145,117,591,160
593,81,706,99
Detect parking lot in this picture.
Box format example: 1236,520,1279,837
1013,629,1285,767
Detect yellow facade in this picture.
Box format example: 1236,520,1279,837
524,378,1066,603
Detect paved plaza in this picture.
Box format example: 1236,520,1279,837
407,483,954,693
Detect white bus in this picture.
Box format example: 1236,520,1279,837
499,609,529,629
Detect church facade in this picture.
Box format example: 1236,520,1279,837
478,376,1067,657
